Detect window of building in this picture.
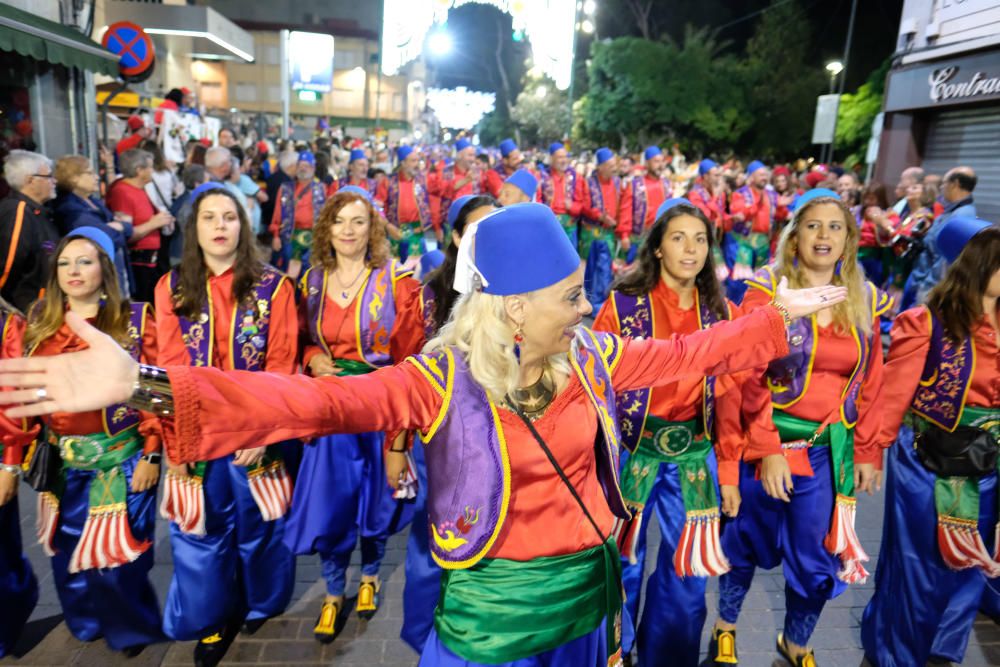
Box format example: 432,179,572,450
334,49,359,69
234,83,257,102
265,45,280,66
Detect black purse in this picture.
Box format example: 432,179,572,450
915,424,998,478
23,429,61,492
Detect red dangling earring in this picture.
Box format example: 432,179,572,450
513,326,524,363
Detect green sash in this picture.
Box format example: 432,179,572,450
734,231,770,268
434,538,623,664
57,426,142,509
579,223,615,260
334,358,376,376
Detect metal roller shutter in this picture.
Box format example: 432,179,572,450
921,107,1000,221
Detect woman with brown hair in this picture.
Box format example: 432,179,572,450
862,217,1000,666
285,186,423,644
23,227,163,656
886,180,939,308
154,184,297,667
854,181,899,287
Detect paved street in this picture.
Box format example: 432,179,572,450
2,486,999,666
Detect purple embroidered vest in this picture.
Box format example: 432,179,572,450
302,263,400,367
420,283,437,340
540,168,577,212
103,303,150,436
408,329,631,569
611,290,720,452
278,180,326,246
587,174,622,220
386,173,431,226
747,267,891,427
733,186,777,237
170,267,284,371
631,175,672,236
440,167,482,220
911,311,976,431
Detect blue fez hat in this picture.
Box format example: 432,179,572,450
792,187,839,212
595,147,614,165
499,138,517,157
938,216,995,264
349,148,366,163
698,159,717,176
654,197,693,222
420,249,445,275
447,194,477,230
337,185,372,202
455,138,472,152
65,226,115,260
298,150,315,166
475,203,580,295
644,146,662,161
549,142,564,155
397,145,414,161
505,168,538,199
191,181,226,200
746,160,766,176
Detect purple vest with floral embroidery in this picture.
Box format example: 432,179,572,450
630,175,672,236
420,283,437,340
278,180,326,246
911,312,976,431
386,173,431,226
611,290,720,451
587,174,622,219
103,303,149,436
170,268,283,371
733,185,777,237
540,168,577,211
409,329,631,569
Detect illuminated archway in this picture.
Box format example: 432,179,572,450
382,0,576,90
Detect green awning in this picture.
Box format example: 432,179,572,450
0,4,118,76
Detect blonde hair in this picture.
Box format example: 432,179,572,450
425,290,572,403
772,196,872,335
54,155,91,192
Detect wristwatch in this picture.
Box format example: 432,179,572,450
140,453,162,465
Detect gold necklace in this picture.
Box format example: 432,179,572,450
511,368,556,420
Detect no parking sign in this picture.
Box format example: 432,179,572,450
101,21,156,82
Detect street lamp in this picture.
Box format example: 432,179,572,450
583,0,597,15
428,29,453,57
825,60,844,93
581,19,595,34
535,85,548,99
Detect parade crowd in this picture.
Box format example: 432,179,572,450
0,101,996,667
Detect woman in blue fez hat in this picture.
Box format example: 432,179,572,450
861,219,1000,667
593,199,765,665
0,205,848,667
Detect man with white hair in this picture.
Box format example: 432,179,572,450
0,149,60,310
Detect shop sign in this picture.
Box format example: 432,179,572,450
884,50,1000,112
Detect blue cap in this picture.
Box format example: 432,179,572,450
447,194,477,230
505,168,538,199
65,226,115,261
698,159,717,176
455,138,472,152
938,216,995,264
349,148,367,163
475,203,580,295
792,188,839,212
191,181,226,200
746,160,766,176
595,147,614,165
420,249,445,276
499,139,517,157
549,142,565,155
337,185,373,202
654,197,693,223
298,150,315,166
644,146,662,161
397,145,414,162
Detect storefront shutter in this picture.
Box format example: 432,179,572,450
922,106,1000,221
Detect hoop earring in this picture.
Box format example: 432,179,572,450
835,257,843,277
513,325,525,363
98,292,108,308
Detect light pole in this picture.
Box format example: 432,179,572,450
828,0,858,164
821,60,843,163
567,1,596,135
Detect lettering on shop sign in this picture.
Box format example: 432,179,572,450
929,67,1000,103
884,50,1000,112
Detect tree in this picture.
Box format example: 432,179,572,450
835,58,890,168
511,75,569,146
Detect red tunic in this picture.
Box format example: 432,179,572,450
1,314,37,464
740,286,885,469
635,175,669,230
593,281,771,486
580,176,633,240
375,173,421,224
857,209,900,248
31,310,161,454
729,187,788,235
107,179,160,251
878,307,1000,446
687,181,730,231
484,166,514,198
268,181,323,238
545,170,582,217
154,267,298,374
162,306,788,559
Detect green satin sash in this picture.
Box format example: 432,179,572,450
773,410,855,498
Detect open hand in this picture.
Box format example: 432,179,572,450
760,454,793,502
233,446,266,467
773,276,847,321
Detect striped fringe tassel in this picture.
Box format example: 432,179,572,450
823,494,870,584
247,460,293,521
612,506,643,565
673,508,730,578
68,503,150,573
937,515,1000,577
35,491,59,556
158,470,206,536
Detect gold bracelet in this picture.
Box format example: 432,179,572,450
770,300,792,328
128,364,175,417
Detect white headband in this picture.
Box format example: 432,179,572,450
452,221,489,295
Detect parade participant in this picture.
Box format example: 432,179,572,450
885,181,938,306
337,148,378,200
708,189,889,667
155,185,296,666
402,194,498,653
24,227,163,656
854,182,898,287
538,142,581,247
432,139,482,223
285,187,423,643
0,298,38,659
269,150,327,280
580,147,632,260
376,145,431,263
622,146,672,253
115,116,151,156
483,138,524,198
861,217,1000,667
687,159,730,283
727,160,785,278
497,168,538,207
594,199,771,666
0,204,850,667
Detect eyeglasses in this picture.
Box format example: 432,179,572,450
32,173,55,181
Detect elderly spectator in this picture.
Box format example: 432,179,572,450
204,146,250,216
892,166,925,215
836,171,860,203
0,150,59,309
106,148,174,302
52,155,133,294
